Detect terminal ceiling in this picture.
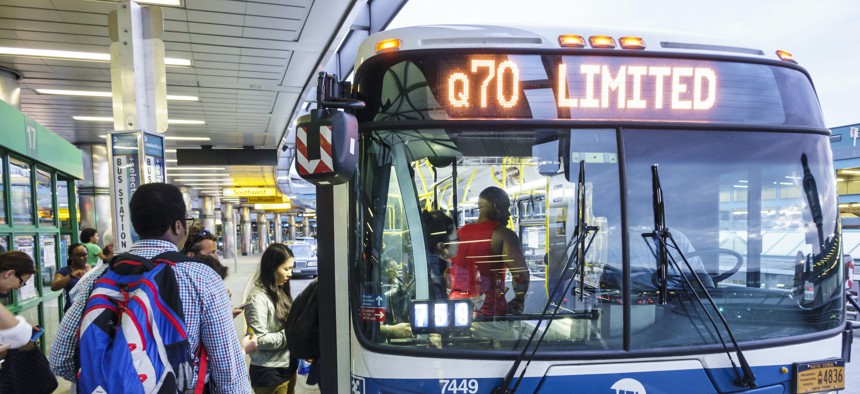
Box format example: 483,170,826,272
0,0,405,210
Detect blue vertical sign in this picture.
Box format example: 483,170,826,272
143,133,165,184
111,132,140,251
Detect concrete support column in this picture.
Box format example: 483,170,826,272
274,213,283,244
304,217,311,238
289,214,297,240
0,67,21,109
178,186,193,215
222,203,235,259
200,196,216,232
240,207,251,255
257,211,268,251
78,144,113,239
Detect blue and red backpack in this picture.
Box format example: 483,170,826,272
76,252,207,394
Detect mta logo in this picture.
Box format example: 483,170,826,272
351,376,365,394
611,378,646,394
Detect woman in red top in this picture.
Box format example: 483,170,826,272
450,187,529,317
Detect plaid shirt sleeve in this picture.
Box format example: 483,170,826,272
49,263,107,380
197,270,252,393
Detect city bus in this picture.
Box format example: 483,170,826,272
298,25,849,394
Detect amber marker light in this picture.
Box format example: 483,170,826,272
558,35,586,48
619,36,646,50
375,38,401,53
589,36,616,49
776,50,797,63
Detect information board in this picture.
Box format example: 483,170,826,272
110,132,141,251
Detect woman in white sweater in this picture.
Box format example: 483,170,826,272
243,243,296,394
0,251,36,352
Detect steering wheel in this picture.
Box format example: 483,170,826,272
684,248,744,284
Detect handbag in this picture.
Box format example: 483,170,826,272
0,341,59,394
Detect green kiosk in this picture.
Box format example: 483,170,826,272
0,99,83,353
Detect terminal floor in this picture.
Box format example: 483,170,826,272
51,253,318,393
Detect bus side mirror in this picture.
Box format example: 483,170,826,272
295,109,358,185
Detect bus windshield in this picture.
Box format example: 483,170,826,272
352,49,840,356
356,126,841,354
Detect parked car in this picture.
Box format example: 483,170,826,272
296,236,317,252
288,242,317,278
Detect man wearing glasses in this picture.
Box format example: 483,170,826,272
182,223,219,257
50,183,252,393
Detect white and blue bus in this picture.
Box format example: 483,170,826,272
300,25,848,394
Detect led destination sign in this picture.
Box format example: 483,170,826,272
357,53,823,126
447,60,716,112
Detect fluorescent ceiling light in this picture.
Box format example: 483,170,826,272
166,95,199,101
166,167,225,170
164,136,210,141
136,0,181,6
165,149,176,153
36,89,198,101
37,89,110,98
165,159,177,163
170,178,233,181
167,119,205,125
73,116,113,122
178,183,233,186
0,46,189,66
73,116,204,126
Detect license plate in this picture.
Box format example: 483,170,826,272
795,359,845,393
293,268,302,273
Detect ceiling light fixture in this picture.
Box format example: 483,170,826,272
135,0,181,6
167,119,205,125
0,46,190,66
165,173,229,177
166,167,225,171
73,116,113,122
164,136,210,141
73,116,205,125
36,89,199,101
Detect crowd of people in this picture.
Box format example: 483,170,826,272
0,182,528,393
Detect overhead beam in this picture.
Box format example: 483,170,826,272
176,148,277,166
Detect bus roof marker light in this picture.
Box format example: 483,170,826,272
558,35,586,48
588,36,616,49
375,39,401,53
619,36,646,50
776,50,797,63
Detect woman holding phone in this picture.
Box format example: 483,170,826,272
242,243,296,394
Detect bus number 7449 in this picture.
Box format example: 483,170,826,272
440,379,479,394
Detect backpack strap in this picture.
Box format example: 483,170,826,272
153,250,213,393
194,345,208,394
152,250,193,266
108,252,156,274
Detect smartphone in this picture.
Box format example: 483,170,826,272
236,302,251,310
31,326,44,342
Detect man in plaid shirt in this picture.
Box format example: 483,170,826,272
49,183,251,393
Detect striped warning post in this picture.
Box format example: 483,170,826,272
296,125,334,175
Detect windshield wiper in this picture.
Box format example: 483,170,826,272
494,160,599,394
801,153,825,254
642,164,757,389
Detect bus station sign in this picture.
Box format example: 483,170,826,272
108,130,164,252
